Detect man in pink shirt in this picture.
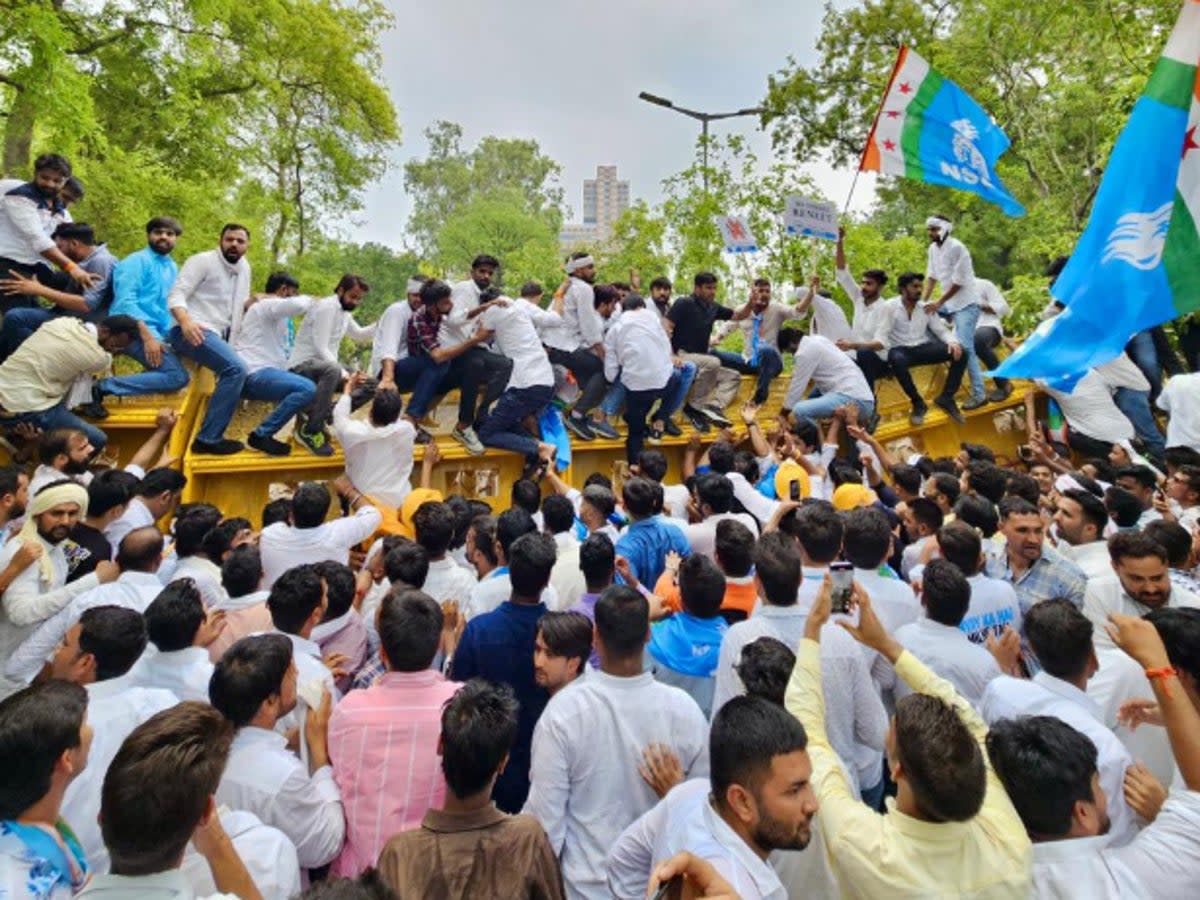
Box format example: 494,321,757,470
208,545,272,662
312,560,370,693
327,586,461,876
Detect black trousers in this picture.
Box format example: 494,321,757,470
0,257,51,313
547,346,607,415
886,340,968,408
624,384,668,463
439,346,512,427
974,326,1009,388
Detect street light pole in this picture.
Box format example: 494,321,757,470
637,91,764,195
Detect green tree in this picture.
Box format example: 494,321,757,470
596,201,671,287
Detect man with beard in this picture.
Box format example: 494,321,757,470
0,153,97,314
987,498,1088,616
287,274,376,456
544,252,616,442
668,272,751,431
606,693,814,900
1052,489,1112,581
81,217,190,415
439,254,515,454
166,224,253,455
0,482,119,699
0,467,37,595
708,279,790,406
1083,531,1200,632
28,429,97,498
371,275,427,389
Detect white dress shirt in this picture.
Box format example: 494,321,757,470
167,248,250,336
27,464,90,500
980,673,1137,846
5,570,164,684
606,778,787,900
961,573,1023,644
63,676,179,870
873,296,957,351
853,567,920,703
1087,645,1177,787
524,670,710,900
799,290,854,344
894,618,1001,709
544,277,603,351
479,300,556,390
1094,352,1151,394
367,300,416,376
0,185,62,263
783,334,874,409
422,555,479,606
233,294,313,373
603,306,674,392
287,294,375,370
0,536,101,697
439,278,481,346
179,809,302,900
76,870,236,900
215,725,345,869
1059,539,1113,581
130,645,214,703
662,483,690,521
976,279,1010,332
259,506,383,588
549,538,586,613
834,268,895,352
683,512,759,559
332,394,415,508
1040,371,1135,444
1157,371,1200,452
279,631,341,774
1084,574,1200,636
168,555,229,610
104,496,158,555
926,236,979,312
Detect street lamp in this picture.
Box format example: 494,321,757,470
637,91,765,192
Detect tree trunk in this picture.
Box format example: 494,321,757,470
1,84,36,176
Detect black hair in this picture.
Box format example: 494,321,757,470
579,533,615,592
890,464,922,497
413,501,456,557
595,585,649,658
261,498,291,527
384,541,429,589
370,390,402,427
221,545,262,598
202,517,250,561
937,522,982,576
897,272,924,290
511,479,541,516
965,461,1007,505
420,279,452,306
132,467,186,500
715,519,754,578
0,680,88,819
471,254,500,270
221,222,250,238
636,450,668,483
209,633,294,727
1116,465,1158,490
929,473,961,507
753,532,801,607
34,153,72,176
509,532,556,597
999,496,1040,520
541,494,575,535
735,637,797,707
291,483,331,529
921,559,971,627
440,679,518,798
267,564,325,634
1060,488,1109,538
145,580,205,652
145,216,183,235
1025,599,1093,682
1144,520,1193,569
314,561,356,621
445,495,474,552
1003,472,1041,506
649,276,672,292
495,507,536,560
537,611,593,670
908,496,944,534
841,507,892,569
335,274,370,294
621,477,657,519
710,696,808,802
78,606,148,680
53,221,95,244
265,271,300,294
380,589,442,672
466,515,498,569
1104,487,1143,530
894,691,985,822
706,442,735,475
1146,607,1200,683
693,272,718,288
1108,530,1168,565
695,473,733,515
795,501,844,564
678,554,726,619
86,469,135,519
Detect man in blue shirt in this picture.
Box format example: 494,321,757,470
451,531,554,814
80,217,189,416
615,476,690,587
647,554,728,717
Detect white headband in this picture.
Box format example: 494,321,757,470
926,216,953,234
565,255,594,274
406,278,424,295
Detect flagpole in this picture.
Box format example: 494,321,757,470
847,45,908,218
842,168,863,216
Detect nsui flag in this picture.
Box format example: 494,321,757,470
995,0,1200,381
862,46,1025,217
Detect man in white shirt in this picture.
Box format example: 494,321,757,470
525,584,709,900
895,559,1003,709
287,274,376,456
6,525,164,687
463,508,559,618
210,632,344,870
980,600,1137,846
1084,531,1200,634
0,482,118,698
476,292,560,464
922,214,988,408
779,328,875,428
1030,371,1137,460
370,275,425,383
1164,464,1200,532
974,278,1013,402
1054,488,1113,580
134,579,218,703
543,496,585,611
682,473,759,559
105,467,186,553
544,252,612,441
606,695,815,900
414,499,479,606
332,388,416,508
75,702,266,900
936,522,1023,644
50,606,180,870
164,504,229,609
258,479,381,588
230,271,318,458
604,294,680,462
166,224,253,455
830,227,894,377
1157,370,1200,452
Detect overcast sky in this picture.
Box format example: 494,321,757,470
346,0,873,248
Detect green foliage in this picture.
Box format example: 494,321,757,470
290,240,422,324
597,201,671,287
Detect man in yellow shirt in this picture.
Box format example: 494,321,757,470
785,576,1032,898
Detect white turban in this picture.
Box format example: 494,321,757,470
926,216,953,235
18,481,89,582
565,255,594,274
406,278,424,296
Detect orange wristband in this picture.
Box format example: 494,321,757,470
1145,666,1178,698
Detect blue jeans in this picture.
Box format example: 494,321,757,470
949,303,985,401
243,368,316,438
791,391,875,427
168,327,247,444
478,384,553,457
1114,387,1166,460
392,355,450,419
1,401,107,450
601,360,697,421
0,307,55,360
711,347,784,405
99,337,191,397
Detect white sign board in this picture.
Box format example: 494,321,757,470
713,214,758,253
783,195,838,241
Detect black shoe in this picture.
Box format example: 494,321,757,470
866,411,881,433
933,395,965,424
909,406,928,427
647,423,665,445
247,432,291,456
192,438,244,455
987,383,1014,403
683,405,711,433
702,406,732,428
414,427,433,445
296,427,334,457
660,417,683,437
961,395,989,412
76,385,109,420
564,414,596,441
590,418,620,440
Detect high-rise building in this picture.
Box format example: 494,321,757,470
561,165,630,248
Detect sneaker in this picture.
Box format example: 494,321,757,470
452,425,485,455
590,418,620,440
414,427,433,445
660,417,683,437
296,428,334,457
76,385,109,420
933,395,965,424
647,424,665,445
191,438,244,455
247,432,291,457
702,406,732,428
961,395,988,412
683,406,711,433
987,383,1014,403
564,414,596,441
909,406,928,427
